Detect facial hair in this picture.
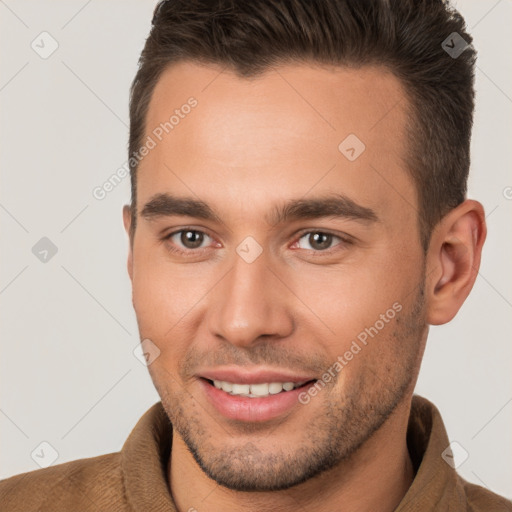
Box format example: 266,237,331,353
151,277,427,492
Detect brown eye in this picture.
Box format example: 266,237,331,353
179,230,206,249
297,232,339,251
165,229,212,253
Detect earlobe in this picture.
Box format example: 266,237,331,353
123,204,132,235
123,205,134,282
426,200,486,325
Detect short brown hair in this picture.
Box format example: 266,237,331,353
128,0,476,251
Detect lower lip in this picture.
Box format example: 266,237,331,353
199,378,316,422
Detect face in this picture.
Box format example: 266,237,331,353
124,61,429,492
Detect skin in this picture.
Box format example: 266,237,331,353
123,61,486,512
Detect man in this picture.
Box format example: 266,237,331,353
1,0,510,510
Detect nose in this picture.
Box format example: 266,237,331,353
206,247,295,347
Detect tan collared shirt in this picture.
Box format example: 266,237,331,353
1,394,510,511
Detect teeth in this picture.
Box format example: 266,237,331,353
269,382,285,394
212,380,309,397
232,383,250,395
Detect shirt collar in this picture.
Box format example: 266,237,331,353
121,402,176,511
396,395,467,510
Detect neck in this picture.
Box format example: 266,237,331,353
169,398,415,512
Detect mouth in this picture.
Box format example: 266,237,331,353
199,376,319,422
201,377,317,398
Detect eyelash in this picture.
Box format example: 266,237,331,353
162,227,352,257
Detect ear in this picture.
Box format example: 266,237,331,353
123,205,134,282
425,199,487,325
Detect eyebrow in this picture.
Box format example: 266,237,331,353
140,192,379,226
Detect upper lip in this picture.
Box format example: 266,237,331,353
198,367,317,385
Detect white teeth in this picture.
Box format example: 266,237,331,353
231,383,250,395
268,382,284,394
250,383,271,397
211,380,309,397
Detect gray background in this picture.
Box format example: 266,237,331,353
1,0,511,499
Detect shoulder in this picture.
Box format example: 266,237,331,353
460,477,512,511
0,452,129,512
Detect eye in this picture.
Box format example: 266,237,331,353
294,231,346,252
165,229,213,253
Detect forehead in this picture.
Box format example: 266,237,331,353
138,60,416,226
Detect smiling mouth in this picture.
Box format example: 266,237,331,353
202,377,317,398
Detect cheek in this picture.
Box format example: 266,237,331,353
131,267,195,372
131,248,214,336
297,250,417,367
131,245,174,333
301,259,405,323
